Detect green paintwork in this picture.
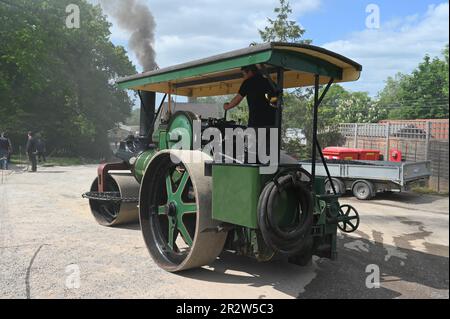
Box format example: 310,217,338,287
212,165,273,229
268,50,343,79
212,165,261,229
311,177,341,260
152,129,159,144
134,150,156,183
314,176,327,195
118,50,273,90
158,170,197,248
167,113,194,150
159,130,168,150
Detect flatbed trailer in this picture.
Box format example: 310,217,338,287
300,160,431,200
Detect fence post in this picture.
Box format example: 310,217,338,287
437,143,441,193
385,122,390,160
353,123,358,148
425,121,431,160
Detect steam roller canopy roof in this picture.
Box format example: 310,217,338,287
117,42,362,98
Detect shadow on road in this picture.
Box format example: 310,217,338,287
299,234,448,298
176,232,448,299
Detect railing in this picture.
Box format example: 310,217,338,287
340,121,449,140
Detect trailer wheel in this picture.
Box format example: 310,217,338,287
352,180,375,200
324,178,345,195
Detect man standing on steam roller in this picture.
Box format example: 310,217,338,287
223,65,277,128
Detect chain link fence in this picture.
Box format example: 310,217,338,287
339,120,449,192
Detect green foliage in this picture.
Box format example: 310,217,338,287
320,88,382,129
126,108,141,126
228,100,249,124
258,0,311,44
0,0,136,158
378,45,449,120
282,89,346,159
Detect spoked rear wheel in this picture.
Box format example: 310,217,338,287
139,150,227,272
155,163,197,260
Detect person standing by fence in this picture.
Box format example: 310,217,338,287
26,131,38,172
0,132,12,170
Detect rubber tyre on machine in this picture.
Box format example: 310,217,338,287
88,172,140,226
324,178,346,195
258,172,314,257
352,180,375,200
139,150,228,272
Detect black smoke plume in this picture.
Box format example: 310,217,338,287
99,0,157,71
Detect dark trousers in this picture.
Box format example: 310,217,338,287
0,157,6,170
28,152,37,172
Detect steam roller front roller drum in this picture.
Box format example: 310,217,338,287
89,172,140,226
139,150,228,272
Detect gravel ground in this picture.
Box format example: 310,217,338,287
0,165,448,299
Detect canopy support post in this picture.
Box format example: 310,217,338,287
311,76,335,191
316,139,337,194
276,68,284,164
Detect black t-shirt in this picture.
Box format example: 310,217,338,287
26,137,37,154
239,74,277,127
0,137,9,153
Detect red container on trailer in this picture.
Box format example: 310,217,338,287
358,149,381,160
322,147,361,160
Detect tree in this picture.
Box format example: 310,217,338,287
443,45,449,97
0,0,136,158
259,0,311,44
126,108,141,126
377,45,449,120
333,90,387,123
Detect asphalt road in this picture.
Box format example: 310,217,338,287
0,165,448,299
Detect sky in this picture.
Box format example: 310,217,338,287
99,0,449,96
